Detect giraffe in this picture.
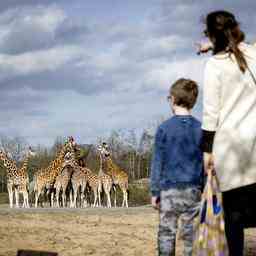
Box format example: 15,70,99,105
53,151,74,208
97,145,113,208
33,137,76,208
69,165,88,208
18,147,36,208
98,142,129,207
0,147,35,208
54,164,73,208
62,148,101,208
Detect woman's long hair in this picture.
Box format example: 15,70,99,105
206,10,247,73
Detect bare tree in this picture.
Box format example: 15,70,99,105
50,136,66,156
0,136,28,162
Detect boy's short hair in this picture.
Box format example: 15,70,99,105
169,78,198,109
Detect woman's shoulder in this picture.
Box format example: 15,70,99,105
204,57,222,75
240,42,256,50
239,42,256,58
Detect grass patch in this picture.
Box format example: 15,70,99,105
128,184,151,206
0,184,151,207
107,183,150,207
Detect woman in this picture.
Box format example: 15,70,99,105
201,10,256,255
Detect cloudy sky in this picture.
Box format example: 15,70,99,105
0,0,255,146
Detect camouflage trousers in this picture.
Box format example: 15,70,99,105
158,187,201,256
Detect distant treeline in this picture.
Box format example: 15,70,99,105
0,128,156,193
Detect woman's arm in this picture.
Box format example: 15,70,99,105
202,61,221,132
202,61,221,172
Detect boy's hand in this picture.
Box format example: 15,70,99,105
151,196,160,210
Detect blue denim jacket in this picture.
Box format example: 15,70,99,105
150,115,203,197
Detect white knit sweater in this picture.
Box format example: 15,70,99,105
202,43,256,192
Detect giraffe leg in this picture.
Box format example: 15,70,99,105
45,189,50,207
26,193,30,208
113,185,117,208
21,191,25,208
122,191,124,207
98,184,102,207
121,187,127,208
69,190,73,208
125,190,128,208
70,182,75,208
108,183,112,208
103,184,111,208
85,185,91,207
63,193,66,208
34,182,39,208
35,185,44,208
51,189,55,208
14,188,19,208
35,191,38,208
63,184,68,207
35,189,41,208
62,189,66,208
7,183,13,208
56,187,60,208
79,187,83,208
93,189,98,207
23,191,30,208
81,184,87,208
81,192,84,208
106,190,111,208
73,186,78,208
70,183,75,208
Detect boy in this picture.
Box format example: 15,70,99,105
150,78,203,256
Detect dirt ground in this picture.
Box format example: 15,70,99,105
0,205,255,256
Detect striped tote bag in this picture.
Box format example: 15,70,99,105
192,170,229,256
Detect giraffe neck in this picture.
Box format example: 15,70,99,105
98,154,104,175
19,155,30,175
0,151,18,177
52,144,70,168
70,148,80,169
62,146,80,172
102,157,117,176
48,143,72,178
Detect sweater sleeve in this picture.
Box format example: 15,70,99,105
201,130,216,153
202,60,221,132
150,126,165,197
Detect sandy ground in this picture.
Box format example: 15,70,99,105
0,205,255,256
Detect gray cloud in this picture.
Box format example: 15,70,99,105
0,0,255,146
0,5,90,55
157,0,256,41
0,0,66,14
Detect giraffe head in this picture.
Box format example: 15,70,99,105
61,137,78,168
97,142,111,160
0,149,18,174
26,146,36,158
59,136,76,157
62,151,74,166
0,149,12,160
65,136,77,151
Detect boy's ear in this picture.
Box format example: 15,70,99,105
171,96,176,105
